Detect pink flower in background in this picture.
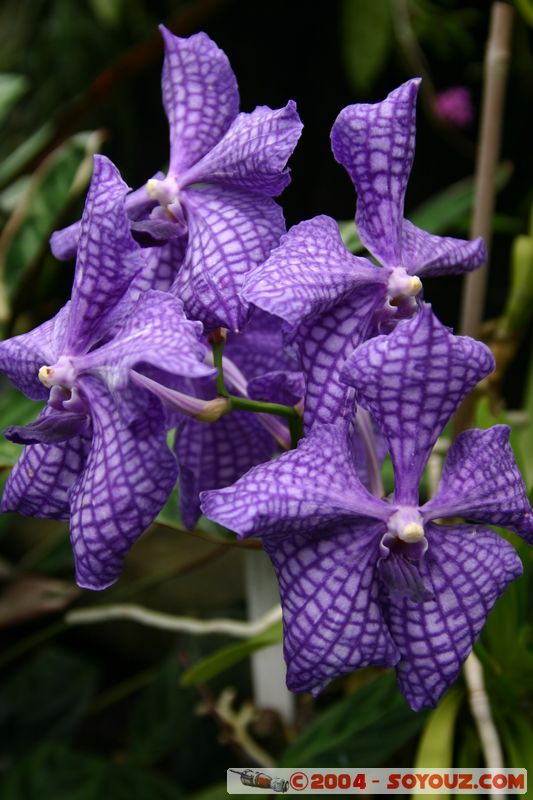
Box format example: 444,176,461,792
434,86,474,128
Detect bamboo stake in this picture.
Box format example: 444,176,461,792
454,6,513,793
454,2,514,434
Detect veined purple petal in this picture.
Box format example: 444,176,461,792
129,237,188,295
160,26,239,175
331,79,420,267
201,423,391,539
176,411,277,530
241,215,385,327
263,521,399,694
225,308,298,378
75,291,213,388
50,181,159,261
288,287,385,428
421,425,533,540
401,220,486,277
174,184,285,331
384,523,522,711
341,305,495,505
180,102,303,196
69,377,177,590
64,155,144,355
0,304,70,400
1,435,90,521
247,370,305,406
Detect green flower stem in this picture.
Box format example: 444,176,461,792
211,338,229,397
211,338,304,449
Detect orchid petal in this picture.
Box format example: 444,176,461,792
385,523,523,710
160,26,239,175
181,102,302,195
201,423,391,539
0,304,70,400
175,184,285,331
76,290,213,389
421,425,533,540
401,220,486,277
1,435,89,521
242,215,384,327
176,411,276,530
64,155,144,355
69,377,177,590
50,181,158,261
331,79,420,266
341,305,495,505
263,521,399,694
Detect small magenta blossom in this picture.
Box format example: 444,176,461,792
0,156,212,589
434,86,474,128
201,307,533,710
51,27,303,332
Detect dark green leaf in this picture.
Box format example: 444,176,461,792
0,743,181,800
340,0,392,92
0,646,98,757
412,687,463,800
0,74,28,126
279,671,427,767
181,620,282,686
127,657,195,765
1,131,104,306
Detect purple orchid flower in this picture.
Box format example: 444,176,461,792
242,79,486,429
51,26,303,331
201,306,533,710
134,309,304,529
0,156,213,590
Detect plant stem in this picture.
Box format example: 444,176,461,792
211,340,304,448
211,337,230,397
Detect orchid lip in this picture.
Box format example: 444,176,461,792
387,506,425,543
387,266,422,299
38,356,76,390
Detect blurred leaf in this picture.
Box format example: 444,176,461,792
516,0,533,27
181,620,282,686
339,164,512,254
412,687,463,800
127,657,195,765
501,219,533,333
279,671,427,767
0,130,105,315
89,0,125,27
521,344,533,490
340,0,392,92
497,712,533,775
0,743,181,799
0,647,98,758
409,163,511,233
0,74,28,126
0,574,80,627
0,743,105,800
188,784,228,800
106,763,181,799
0,121,55,189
